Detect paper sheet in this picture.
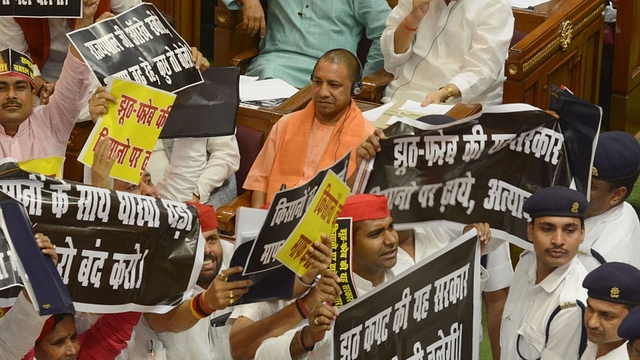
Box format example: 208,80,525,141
239,78,299,101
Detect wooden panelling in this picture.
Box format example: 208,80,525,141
504,0,604,111
609,0,640,134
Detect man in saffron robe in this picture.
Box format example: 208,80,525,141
243,48,376,208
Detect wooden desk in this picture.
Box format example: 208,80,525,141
504,0,604,111
512,0,566,34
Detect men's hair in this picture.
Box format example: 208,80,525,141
601,176,637,202
312,48,362,87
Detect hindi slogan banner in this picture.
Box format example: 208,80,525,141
66,3,203,93
0,160,203,314
328,217,357,308
333,231,480,360
356,106,579,245
276,171,349,277
78,77,176,185
0,0,81,17
227,153,350,304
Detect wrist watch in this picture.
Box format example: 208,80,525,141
439,85,455,102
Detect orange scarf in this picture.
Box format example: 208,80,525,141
267,100,367,201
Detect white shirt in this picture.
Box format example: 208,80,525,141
233,270,395,360
578,202,640,272
394,222,513,292
0,292,49,360
581,340,629,360
380,0,514,105
152,136,240,204
501,252,588,360
118,239,235,360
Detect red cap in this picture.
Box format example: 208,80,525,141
185,202,218,232
338,194,390,223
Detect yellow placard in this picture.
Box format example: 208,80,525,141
78,78,176,185
276,171,350,277
18,156,64,178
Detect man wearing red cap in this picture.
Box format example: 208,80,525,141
357,128,511,359
272,194,492,359
228,194,393,360
0,1,100,166
121,202,253,359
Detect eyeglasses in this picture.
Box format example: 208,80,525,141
628,341,640,358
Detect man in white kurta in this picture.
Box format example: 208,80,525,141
118,203,250,360
380,0,514,105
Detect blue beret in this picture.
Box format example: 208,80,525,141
523,186,587,219
416,114,456,125
583,262,640,306
618,305,640,340
593,131,640,181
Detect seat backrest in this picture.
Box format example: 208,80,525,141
235,123,264,196
510,29,528,48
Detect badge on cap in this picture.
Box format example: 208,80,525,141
592,167,599,177
571,202,579,214
611,287,620,299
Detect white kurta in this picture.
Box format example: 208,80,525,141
239,271,395,360
578,202,640,272
501,252,588,360
0,292,49,360
380,0,514,105
118,239,235,360
394,222,512,292
152,136,240,206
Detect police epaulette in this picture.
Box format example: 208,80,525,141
560,302,577,310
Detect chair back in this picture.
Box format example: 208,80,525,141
235,123,264,196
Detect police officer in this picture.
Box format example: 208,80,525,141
581,262,640,359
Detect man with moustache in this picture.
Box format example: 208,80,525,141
501,186,589,359
229,194,396,360
121,202,252,359
581,262,640,359
578,131,640,271
0,0,98,163
241,194,491,359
